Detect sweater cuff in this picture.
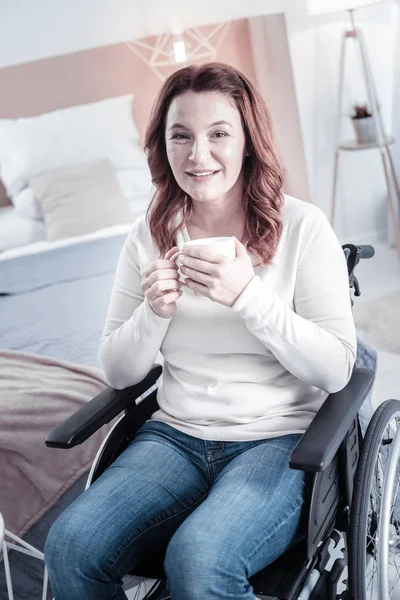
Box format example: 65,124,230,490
231,275,277,321
143,297,172,330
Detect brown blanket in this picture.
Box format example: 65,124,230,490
0,349,112,538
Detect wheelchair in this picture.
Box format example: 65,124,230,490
46,243,400,600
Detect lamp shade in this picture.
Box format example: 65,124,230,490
307,0,386,15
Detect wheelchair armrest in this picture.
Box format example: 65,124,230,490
289,367,375,472
45,364,162,449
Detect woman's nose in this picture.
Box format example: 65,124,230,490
188,139,211,162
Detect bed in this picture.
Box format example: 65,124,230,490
0,95,153,600
0,205,46,252
0,225,140,600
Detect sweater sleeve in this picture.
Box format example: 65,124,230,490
231,213,357,394
99,226,171,389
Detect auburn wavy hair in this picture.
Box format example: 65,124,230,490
144,62,284,266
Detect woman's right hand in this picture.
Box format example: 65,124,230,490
141,247,184,319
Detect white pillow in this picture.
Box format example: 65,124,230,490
116,169,154,202
12,167,154,221
10,187,42,220
0,95,145,203
0,206,45,252
30,159,132,241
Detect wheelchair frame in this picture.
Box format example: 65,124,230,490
45,244,400,600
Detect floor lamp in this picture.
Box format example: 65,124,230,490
307,0,400,260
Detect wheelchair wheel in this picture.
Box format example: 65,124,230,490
348,398,400,599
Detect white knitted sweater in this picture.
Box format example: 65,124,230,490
100,195,357,441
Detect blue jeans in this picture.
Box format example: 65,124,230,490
45,421,309,600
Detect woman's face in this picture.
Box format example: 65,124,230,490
165,91,247,204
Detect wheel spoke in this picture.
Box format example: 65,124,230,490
389,569,400,598
366,562,377,591
348,402,400,600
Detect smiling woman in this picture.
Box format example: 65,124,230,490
44,62,357,600
145,62,284,267
165,92,246,238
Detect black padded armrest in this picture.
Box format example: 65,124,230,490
45,365,162,449
289,367,375,472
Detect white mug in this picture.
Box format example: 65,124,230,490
169,236,236,296
169,236,236,264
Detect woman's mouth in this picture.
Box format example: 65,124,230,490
186,170,221,181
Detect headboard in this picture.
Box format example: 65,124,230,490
0,18,256,207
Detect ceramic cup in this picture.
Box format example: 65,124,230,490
169,236,236,295
169,236,236,265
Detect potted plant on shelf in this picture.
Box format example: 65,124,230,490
351,103,377,144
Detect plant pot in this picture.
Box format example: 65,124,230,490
352,116,377,144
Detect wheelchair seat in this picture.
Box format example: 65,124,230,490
46,244,400,600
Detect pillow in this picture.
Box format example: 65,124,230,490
30,159,132,241
0,95,145,203
0,206,45,252
116,168,154,202
11,166,154,221
116,169,154,221
9,187,42,220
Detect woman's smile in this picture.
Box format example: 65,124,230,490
185,169,222,182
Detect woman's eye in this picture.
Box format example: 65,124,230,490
170,131,228,141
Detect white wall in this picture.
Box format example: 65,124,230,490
0,0,283,68
284,0,397,244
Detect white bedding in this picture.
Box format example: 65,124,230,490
0,95,141,205
0,220,134,260
0,95,153,253
0,205,46,252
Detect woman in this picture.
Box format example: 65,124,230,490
45,62,357,600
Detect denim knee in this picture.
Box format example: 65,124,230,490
45,508,103,584
45,512,81,579
164,521,247,599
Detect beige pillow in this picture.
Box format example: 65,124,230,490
30,159,132,241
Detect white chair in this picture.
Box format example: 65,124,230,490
0,512,49,600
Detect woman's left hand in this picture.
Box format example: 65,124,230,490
180,237,256,307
